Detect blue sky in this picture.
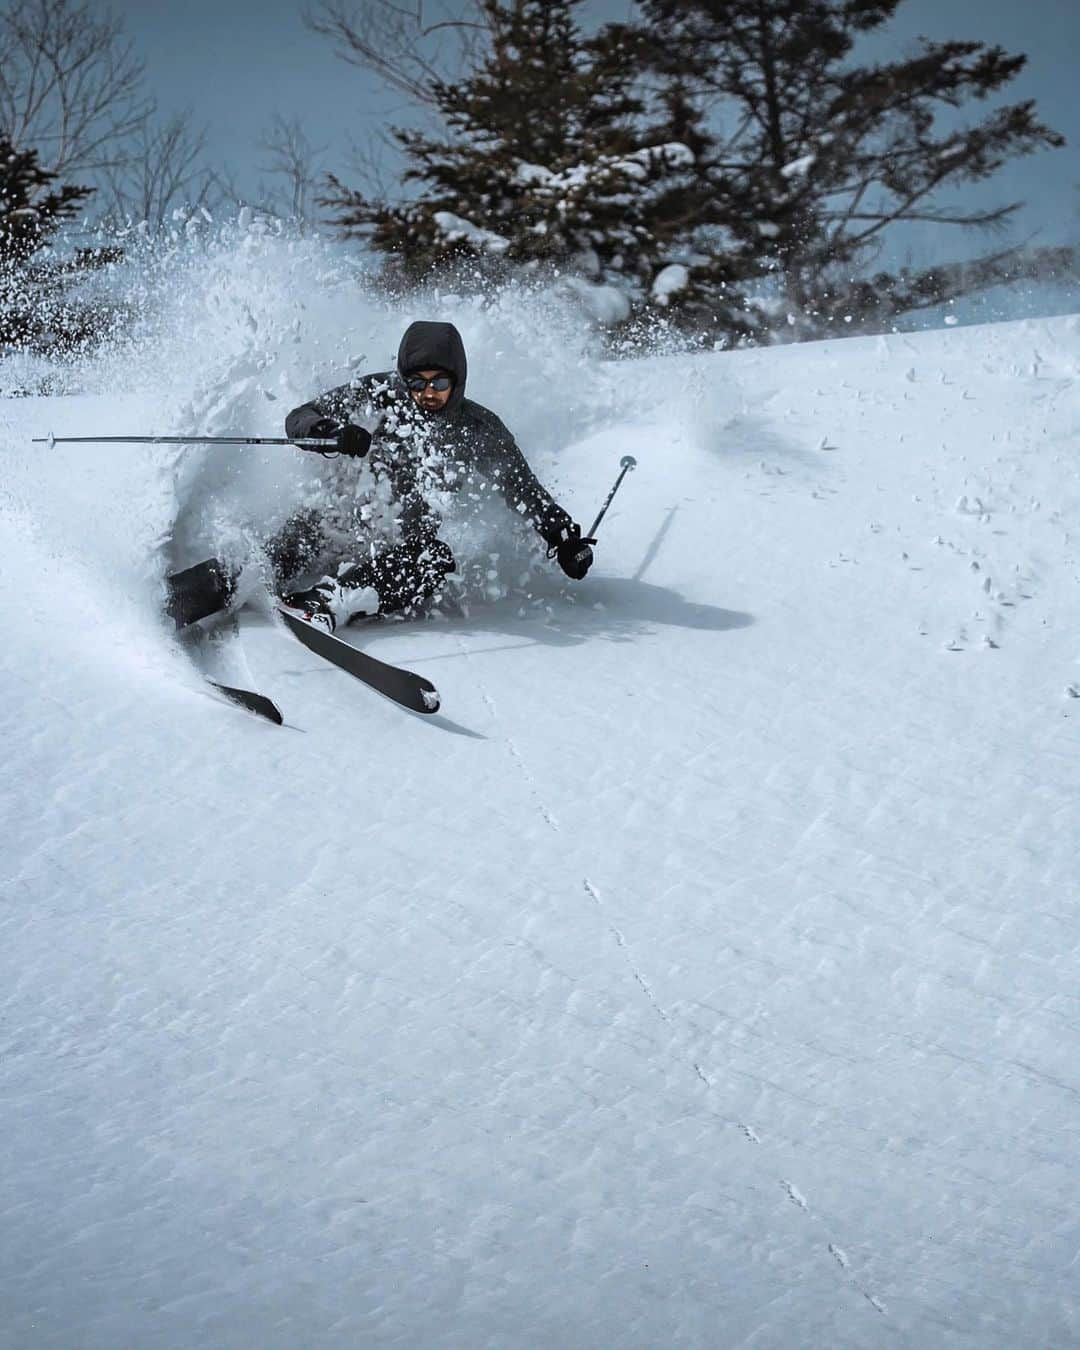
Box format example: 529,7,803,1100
120,0,1078,259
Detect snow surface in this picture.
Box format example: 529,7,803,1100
3,251,1080,1349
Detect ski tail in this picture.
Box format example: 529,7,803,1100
210,681,284,724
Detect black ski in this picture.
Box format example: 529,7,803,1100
277,607,440,715
210,680,284,725
177,619,284,725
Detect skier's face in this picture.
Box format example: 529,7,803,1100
407,369,454,414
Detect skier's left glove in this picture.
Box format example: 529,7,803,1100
551,523,595,580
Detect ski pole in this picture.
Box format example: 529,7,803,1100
31,432,338,449
587,455,637,539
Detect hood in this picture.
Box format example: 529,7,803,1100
397,320,468,415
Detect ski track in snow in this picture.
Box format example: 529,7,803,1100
3,304,1080,1348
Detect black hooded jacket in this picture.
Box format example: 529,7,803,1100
284,321,573,547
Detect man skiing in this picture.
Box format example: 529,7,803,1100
166,320,595,631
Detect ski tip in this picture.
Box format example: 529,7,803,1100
420,688,440,714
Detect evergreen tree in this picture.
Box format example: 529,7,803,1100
0,134,115,355
323,0,702,301
632,0,1068,339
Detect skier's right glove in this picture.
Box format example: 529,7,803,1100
308,418,372,458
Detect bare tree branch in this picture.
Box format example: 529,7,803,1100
372,0,486,38
830,204,1019,230
98,110,225,226
342,125,400,204
0,0,151,176
257,114,328,223
303,0,489,105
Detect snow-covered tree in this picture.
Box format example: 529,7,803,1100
633,0,1069,339
0,134,116,354
321,0,703,306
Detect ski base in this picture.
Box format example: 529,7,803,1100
209,680,284,725
277,607,440,715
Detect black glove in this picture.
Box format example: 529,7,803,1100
309,418,371,458
552,523,595,580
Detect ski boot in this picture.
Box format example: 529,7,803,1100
166,557,234,630
279,577,381,633
279,579,339,633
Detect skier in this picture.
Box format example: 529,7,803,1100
166,320,595,631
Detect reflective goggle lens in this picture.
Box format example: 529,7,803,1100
406,375,453,392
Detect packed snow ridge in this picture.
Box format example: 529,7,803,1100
2,242,1079,1349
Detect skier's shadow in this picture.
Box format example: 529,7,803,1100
415,575,753,655
441,501,752,649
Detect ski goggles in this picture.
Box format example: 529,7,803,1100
405,373,454,392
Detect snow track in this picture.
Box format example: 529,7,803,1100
3,304,1080,1348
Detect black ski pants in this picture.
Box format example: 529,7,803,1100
165,509,456,629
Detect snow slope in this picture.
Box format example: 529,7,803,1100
3,285,1080,1348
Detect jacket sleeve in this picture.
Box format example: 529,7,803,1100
286,372,404,443
482,413,574,544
